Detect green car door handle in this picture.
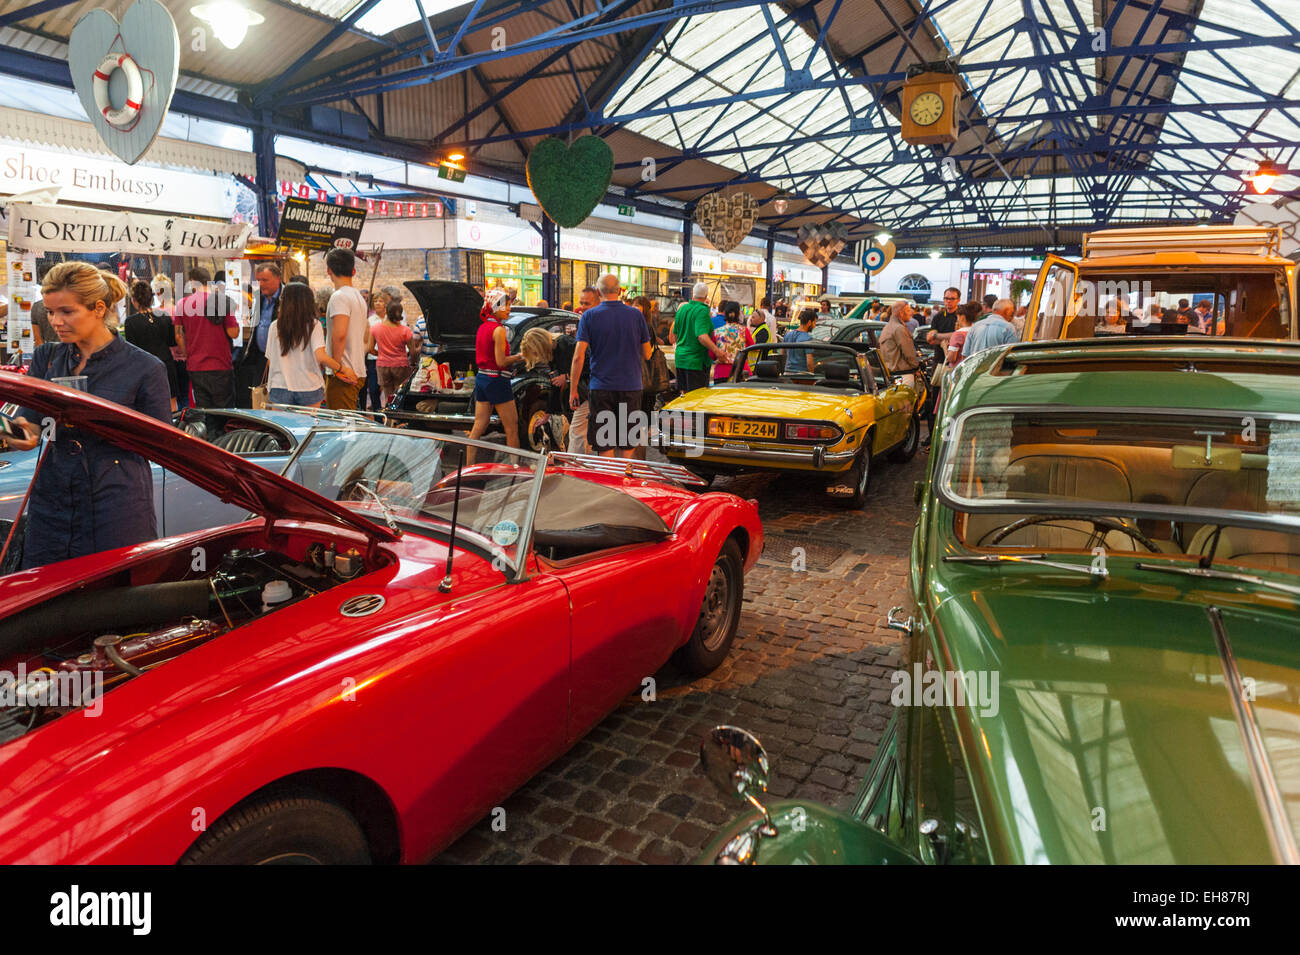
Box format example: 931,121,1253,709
887,606,913,635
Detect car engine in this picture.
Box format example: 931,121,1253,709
0,543,370,744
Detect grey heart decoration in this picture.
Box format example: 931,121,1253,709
69,0,179,165
797,221,849,268
694,190,759,254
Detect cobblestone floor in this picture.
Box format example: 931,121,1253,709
439,449,928,865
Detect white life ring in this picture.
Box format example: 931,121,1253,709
92,53,143,128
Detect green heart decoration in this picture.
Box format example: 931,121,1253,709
525,135,615,228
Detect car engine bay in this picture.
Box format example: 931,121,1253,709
0,533,383,744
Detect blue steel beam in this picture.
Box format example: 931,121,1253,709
436,79,1300,151
280,0,771,105
282,13,1300,109
253,0,387,106
0,0,78,29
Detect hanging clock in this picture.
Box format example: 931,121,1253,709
901,71,960,145
909,91,945,127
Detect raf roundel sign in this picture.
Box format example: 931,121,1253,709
861,237,896,273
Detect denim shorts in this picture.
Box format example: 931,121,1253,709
474,373,514,406
269,386,325,406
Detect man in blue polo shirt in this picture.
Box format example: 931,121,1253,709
570,273,651,458
963,298,1019,358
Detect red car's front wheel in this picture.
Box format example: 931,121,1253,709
180,790,371,865
674,539,743,677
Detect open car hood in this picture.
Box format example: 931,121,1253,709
404,280,484,346
0,373,398,543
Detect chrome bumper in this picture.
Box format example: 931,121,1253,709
658,437,856,468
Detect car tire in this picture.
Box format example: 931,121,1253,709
520,397,564,453
179,790,371,865
674,538,743,677
889,413,921,462
835,440,873,509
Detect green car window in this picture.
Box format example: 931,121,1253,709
937,408,1300,559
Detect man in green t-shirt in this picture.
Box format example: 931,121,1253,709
673,281,725,393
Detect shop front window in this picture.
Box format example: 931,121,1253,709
484,253,543,306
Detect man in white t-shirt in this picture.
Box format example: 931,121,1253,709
323,247,369,410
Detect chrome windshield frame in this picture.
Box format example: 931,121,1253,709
933,405,1300,537
279,426,547,583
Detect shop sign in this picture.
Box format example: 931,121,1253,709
275,195,367,251
721,257,763,276
6,202,252,255
0,142,237,217
664,250,722,274
458,219,542,255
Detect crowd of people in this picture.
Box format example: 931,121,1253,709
0,253,1046,569
12,250,431,417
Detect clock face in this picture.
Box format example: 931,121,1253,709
910,91,945,127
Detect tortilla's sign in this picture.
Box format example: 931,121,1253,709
275,196,367,251
6,203,252,255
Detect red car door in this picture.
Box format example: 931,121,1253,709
381,570,572,858
546,539,693,741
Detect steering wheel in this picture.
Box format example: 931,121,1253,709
984,514,1162,552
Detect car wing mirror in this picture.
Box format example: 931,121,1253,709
701,725,777,829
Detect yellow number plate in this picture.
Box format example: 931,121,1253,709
710,418,778,439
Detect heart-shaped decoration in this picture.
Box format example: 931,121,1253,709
798,221,849,268
525,136,614,228
69,0,179,165
694,190,759,254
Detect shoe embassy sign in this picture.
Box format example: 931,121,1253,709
0,143,237,218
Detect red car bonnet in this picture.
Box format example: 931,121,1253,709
0,372,398,543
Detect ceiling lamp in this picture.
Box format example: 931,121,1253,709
929,251,942,259
446,151,466,163
771,191,789,215
875,231,893,244
1247,158,1282,195
192,2,265,50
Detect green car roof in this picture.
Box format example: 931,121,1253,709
948,338,1300,416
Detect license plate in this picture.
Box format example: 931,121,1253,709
711,418,778,439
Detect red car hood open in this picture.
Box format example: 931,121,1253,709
0,372,398,543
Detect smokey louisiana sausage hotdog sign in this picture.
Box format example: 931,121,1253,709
5,203,252,255
275,196,367,252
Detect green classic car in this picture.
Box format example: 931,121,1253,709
701,336,1300,864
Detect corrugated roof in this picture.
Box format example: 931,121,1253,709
3,0,1297,251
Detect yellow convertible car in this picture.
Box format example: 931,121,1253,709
657,341,921,507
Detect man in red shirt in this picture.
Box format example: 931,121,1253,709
175,266,239,408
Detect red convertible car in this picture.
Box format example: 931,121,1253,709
0,374,762,864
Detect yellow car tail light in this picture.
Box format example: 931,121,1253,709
784,423,841,441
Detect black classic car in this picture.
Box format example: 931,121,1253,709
811,318,937,377
387,281,581,451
